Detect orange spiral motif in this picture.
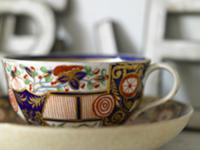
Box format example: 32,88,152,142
93,95,115,118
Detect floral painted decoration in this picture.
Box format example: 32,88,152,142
53,65,86,90
4,60,149,127
119,74,139,97
4,63,109,94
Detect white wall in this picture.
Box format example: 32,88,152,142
64,0,147,54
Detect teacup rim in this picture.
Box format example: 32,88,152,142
3,54,151,64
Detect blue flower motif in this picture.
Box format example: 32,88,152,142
57,71,86,90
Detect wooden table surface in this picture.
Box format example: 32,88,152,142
160,130,200,150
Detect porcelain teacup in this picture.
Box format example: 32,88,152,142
2,55,180,127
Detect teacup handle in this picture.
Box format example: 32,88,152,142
132,63,180,119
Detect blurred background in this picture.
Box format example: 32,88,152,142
0,0,199,127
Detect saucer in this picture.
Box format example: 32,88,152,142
0,97,193,150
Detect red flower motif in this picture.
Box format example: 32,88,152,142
92,68,100,74
10,69,24,90
93,82,100,88
53,65,86,90
120,74,139,97
23,74,28,79
30,66,35,71
80,83,86,89
29,84,32,91
38,75,42,80
13,66,17,72
51,81,58,85
53,65,84,76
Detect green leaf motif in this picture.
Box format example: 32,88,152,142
40,67,48,73
101,69,106,76
32,71,38,77
85,66,93,76
45,76,53,82
19,64,25,68
24,79,31,85
85,66,91,72
57,87,64,92
6,65,12,72
100,80,105,85
87,81,93,90
16,70,21,76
